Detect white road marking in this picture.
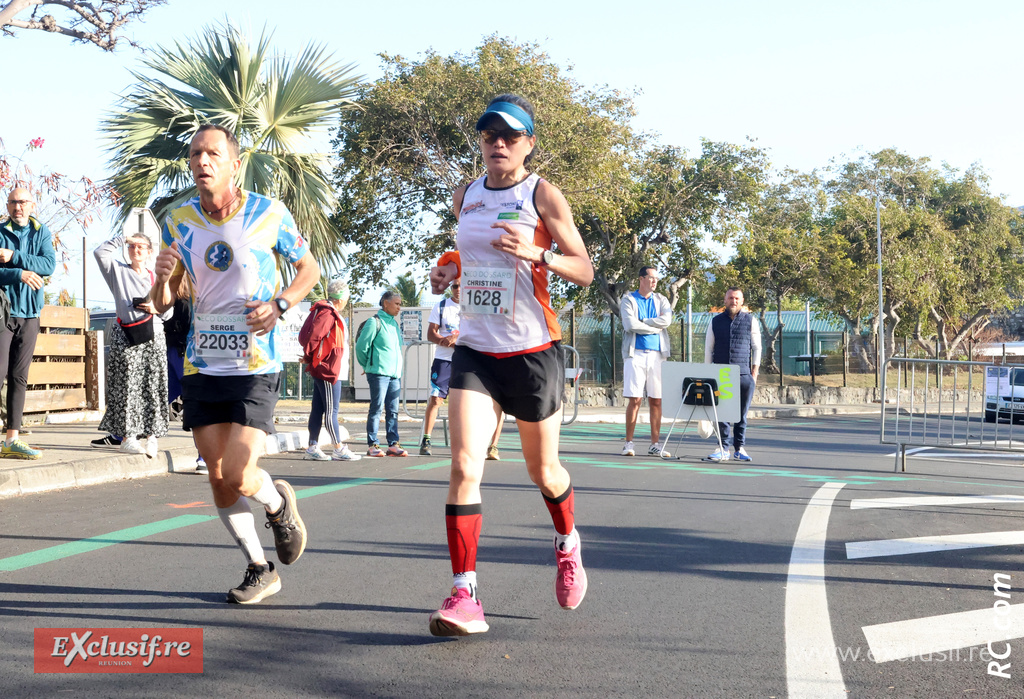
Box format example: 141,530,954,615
863,604,1024,663
851,494,1024,510
785,482,847,699
847,530,1024,559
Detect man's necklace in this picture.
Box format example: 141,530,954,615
202,188,240,219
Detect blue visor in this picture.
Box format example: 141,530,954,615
475,101,534,136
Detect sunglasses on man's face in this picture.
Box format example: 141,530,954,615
451,284,460,289
479,129,528,145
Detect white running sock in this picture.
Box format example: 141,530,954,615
217,496,264,564
554,527,579,552
453,572,478,600
249,469,284,513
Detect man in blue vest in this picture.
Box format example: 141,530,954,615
0,188,55,460
620,266,674,458
704,287,761,461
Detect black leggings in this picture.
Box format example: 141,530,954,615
0,316,40,432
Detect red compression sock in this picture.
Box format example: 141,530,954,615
543,485,575,536
445,503,482,574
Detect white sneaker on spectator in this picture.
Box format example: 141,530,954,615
706,447,729,462
304,444,330,461
332,445,362,461
621,441,635,456
733,446,752,462
195,456,208,475
145,436,159,459
648,442,671,458
121,437,146,455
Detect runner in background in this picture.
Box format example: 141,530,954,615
419,277,504,458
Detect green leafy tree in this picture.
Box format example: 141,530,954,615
597,142,768,315
332,36,766,314
724,170,825,373
331,36,638,297
394,272,422,307
102,22,361,274
814,149,1024,365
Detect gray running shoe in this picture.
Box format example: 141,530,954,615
265,480,306,565
419,436,432,456
226,562,281,604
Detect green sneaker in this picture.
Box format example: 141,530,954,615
2,439,41,460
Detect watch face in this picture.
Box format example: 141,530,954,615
275,298,289,313
542,250,554,265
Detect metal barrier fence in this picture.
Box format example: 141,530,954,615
881,357,1024,472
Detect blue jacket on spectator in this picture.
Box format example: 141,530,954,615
0,216,55,318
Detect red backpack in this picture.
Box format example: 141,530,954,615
299,301,344,382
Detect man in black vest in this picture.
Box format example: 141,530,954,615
704,287,761,461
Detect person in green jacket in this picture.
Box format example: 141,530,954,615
356,289,406,456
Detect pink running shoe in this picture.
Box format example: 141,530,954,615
555,538,588,610
367,445,386,457
428,587,489,636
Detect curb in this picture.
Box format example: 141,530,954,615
0,425,348,501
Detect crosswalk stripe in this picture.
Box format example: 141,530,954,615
851,494,1024,510
863,604,1024,663
847,531,1024,559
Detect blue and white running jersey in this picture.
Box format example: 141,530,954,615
161,191,309,376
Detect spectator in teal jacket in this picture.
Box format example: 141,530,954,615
0,188,56,459
355,289,406,456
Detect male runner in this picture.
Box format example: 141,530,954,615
151,124,320,604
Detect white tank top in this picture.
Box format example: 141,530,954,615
456,173,561,355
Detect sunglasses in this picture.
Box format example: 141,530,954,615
451,284,460,289
479,129,528,145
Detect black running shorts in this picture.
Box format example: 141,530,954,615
450,342,563,422
181,372,281,434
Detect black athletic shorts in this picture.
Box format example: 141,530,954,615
450,342,563,422
181,372,280,434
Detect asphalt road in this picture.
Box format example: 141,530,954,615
2,416,1023,698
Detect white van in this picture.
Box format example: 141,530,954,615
984,365,1024,423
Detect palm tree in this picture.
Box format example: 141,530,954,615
102,22,361,273
394,272,422,307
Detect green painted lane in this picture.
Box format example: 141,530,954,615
296,477,388,497
0,514,217,572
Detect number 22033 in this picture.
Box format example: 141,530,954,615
198,333,250,352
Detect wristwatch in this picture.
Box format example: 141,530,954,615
540,249,555,266
274,297,290,315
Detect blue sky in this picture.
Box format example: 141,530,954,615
4,0,1021,308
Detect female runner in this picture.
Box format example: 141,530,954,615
428,94,594,636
